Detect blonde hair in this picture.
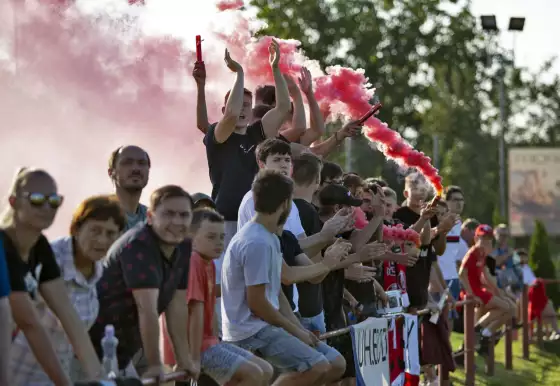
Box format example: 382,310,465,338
0,167,53,228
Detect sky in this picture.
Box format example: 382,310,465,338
470,0,560,79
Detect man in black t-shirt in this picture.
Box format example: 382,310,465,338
89,186,197,379
204,42,291,246
393,174,444,310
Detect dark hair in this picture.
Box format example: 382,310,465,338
256,138,292,164
252,170,294,214
342,174,364,193
255,85,276,106
253,104,273,120
516,248,528,256
150,185,193,210
436,200,448,209
292,153,323,187
462,218,480,231
70,195,126,235
191,208,224,234
224,88,253,105
320,162,344,184
445,185,464,201
108,146,151,169
364,177,388,189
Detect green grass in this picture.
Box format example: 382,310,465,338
449,332,560,386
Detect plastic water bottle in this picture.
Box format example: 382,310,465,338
101,325,119,379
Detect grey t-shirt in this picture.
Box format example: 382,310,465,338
125,204,148,231
220,221,282,342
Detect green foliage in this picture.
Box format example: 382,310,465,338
529,220,560,305
250,0,560,226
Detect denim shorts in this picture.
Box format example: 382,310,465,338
299,311,327,335
201,342,254,384
233,325,339,373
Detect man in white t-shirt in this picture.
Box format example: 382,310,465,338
238,138,350,312
438,186,468,303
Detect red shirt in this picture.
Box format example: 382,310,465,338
462,245,486,287
161,252,218,365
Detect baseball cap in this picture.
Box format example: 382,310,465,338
192,193,216,209
475,224,493,237
319,184,362,207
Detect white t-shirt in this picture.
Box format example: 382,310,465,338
522,265,537,286
237,191,306,237
237,190,305,312
437,221,469,280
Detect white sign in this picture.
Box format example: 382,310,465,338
403,314,420,382
351,317,390,386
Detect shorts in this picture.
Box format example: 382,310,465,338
300,312,327,335
201,342,254,384
232,325,338,373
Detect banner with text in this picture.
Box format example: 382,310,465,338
351,317,390,386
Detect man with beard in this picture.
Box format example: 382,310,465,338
89,186,198,380
108,146,150,230
222,170,347,386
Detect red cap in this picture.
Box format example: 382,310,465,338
475,224,493,237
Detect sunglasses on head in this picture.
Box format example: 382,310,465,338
21,192,64,209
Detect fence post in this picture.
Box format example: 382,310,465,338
522,285,530,360
464,299,475,386
537,317,544,348
505,318,513,370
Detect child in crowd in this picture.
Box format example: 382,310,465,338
459,225,517,355
162,208,272,386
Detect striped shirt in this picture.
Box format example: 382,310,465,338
9,237,103,385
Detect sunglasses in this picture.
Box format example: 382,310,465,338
21,192,64,209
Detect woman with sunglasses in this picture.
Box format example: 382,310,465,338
1,168,104,386
10,193,126,385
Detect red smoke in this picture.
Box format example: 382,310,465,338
216,0,244,11
243,41,443,194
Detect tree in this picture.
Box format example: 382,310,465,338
529,220,560,305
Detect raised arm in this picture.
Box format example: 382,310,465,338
262,39,291,138
279,74,306,142
214,49,245,143
40,280,102,380
193,61,209,134
310,121,362,157
299,67,325,146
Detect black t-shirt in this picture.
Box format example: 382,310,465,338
204,121,266,221
393,206,439,309
322,229,354,330
279,230,304,311
3,230,60,299
293,199,324,318
89,225,191,368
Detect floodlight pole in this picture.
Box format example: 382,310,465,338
481,15,525,221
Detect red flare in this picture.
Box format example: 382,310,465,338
313,66,443,195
